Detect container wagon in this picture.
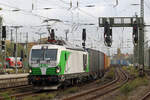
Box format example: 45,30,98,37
87,48,105,78
111,59,129,66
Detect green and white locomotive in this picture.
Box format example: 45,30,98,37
28,43,105,89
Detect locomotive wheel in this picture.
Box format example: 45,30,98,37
92,73,98,80
98,72,102,78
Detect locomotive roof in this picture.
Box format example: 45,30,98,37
31,44,85,51
31,44,66,49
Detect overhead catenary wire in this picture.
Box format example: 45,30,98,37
0,2,69,23
77,8,97,19
0,2,48,19
43,0,70,9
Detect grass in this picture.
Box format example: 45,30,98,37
116,95,128,100
23,93,57,100
105,67,115,80
115,66,149,100
120,77,148,95
63,87,79,94
23,87,78,100
0,92,13,100
122,66,138,77
120,66,149,95
96,67,115,85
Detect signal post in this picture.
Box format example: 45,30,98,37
98,17,144,74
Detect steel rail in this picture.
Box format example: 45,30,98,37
86,68,128,100
141,92,150,100
63,68,121,100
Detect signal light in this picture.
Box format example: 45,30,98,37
1,40,5,50
104,21,109,37
82,29,86,41
133,21,138,44
2,26,6,38
110,28,112,36
21,50,24,59
104,21,112,47
14,44,16,52
50,29,55,40
2,41,5,45
82,42,85,46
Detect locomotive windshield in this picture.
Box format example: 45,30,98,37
31,49,44,60
45,49,57,60
31,49,57,61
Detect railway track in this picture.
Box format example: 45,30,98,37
0,74,28,89
0,85,38,100
0,67,127,100
141,92,150,100
63,67,128,100
0,85,32,92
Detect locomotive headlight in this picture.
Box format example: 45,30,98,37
56,67,61,73
29,69,32,73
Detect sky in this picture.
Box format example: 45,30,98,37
0,0,150,55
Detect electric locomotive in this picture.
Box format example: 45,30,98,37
28,40,107,90
28,44,90,89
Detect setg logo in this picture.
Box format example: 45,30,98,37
39,64,48,68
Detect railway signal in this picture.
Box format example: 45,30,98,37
133,21,138,45
99,16,144,76
82,28,86,48
20,50,24,61
2,26,6,38
1,26,6,51
82,28,86,41
50,29,55,40
1,40,5,51
14,44,16,52
104,21,112,47
13,44,16,57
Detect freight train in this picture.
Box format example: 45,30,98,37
28,44,110,89
110,59,130,66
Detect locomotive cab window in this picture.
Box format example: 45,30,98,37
83,54,87,70
31,49,44,60
31,49,57,61
45,49,57,61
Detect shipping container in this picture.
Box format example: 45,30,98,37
87,48,105,76
107,57,110,68
104,54,110,70
111,59,130,66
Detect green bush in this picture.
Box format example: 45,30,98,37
0,92,11,100
123,66,138,77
